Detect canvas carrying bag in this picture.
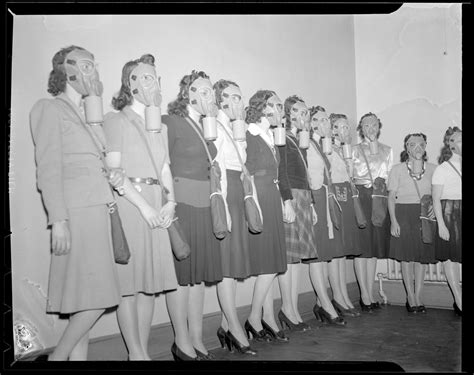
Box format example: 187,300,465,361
410,171,436,244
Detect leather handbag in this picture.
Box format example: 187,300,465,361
128,113,191,261
56,96,131,264
186,117,228,239
411,175,437,244
217,120,263,233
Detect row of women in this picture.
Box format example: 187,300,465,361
30,46,462,361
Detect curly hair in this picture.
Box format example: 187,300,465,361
112,54,156,111
284,95,305,130
167,70,210,117
213,79,239,108
329,113,347,128
245,90,277,124
47,45,88,96
400,133,428,162
309,105,326,119
357,112,383,140
438,126,462,164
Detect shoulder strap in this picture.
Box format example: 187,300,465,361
309,138,333,188
358,144,374,185
447,160,462,179
216,119,250,177
184,117,214,165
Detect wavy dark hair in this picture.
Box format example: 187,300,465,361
438,126,462,164
329,113,347,128
213,79,239,108
112,54,156,111
284,95,305,130
47,45,88,96
357,112,383,140
245,90,277,124
167,70,210,117
400,133,428,162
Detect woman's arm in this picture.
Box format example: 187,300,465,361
432,184,449,241
388,190,400,237
158,162,177,228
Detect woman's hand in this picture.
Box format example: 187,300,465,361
158,201,176,229
108,168,125,190
311,204,318,225
390,221,400,237
51,220,71,255
283,200,296,223
139,204,161,229
438,222,450,241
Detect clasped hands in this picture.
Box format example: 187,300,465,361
140,201,176,230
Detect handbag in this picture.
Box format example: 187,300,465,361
126,112,191,261
56,96,131,264
411,174,436,244
217,120,263,233
360,145,388,227
185,117,228,239
341,151,367,229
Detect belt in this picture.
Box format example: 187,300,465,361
129,177,160,185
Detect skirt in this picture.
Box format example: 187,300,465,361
248,174,287,276
389,204,436,263
284,188,318,264
355,185,390,258
220,170,252,279
47,205,121,314
116,184,178,296
435,199,462,263
173,177,223,286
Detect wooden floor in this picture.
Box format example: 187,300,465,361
155,304,461,372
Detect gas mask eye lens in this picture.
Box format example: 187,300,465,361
199,87,212,99
276,104,283,112
140,74,155,88
78,59,95,75
230,94,242,103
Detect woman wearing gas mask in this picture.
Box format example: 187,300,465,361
103,54,179,360
387,133,436,313
30,46,123,360
244,90,288,343
352,113,393,312
212,80,257,354
275,95,318,331
432,127,462,316
162,71,223,360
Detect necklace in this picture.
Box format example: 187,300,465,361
406,160,425,181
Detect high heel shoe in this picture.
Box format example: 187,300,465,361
453,302,462,317
225,331,258,355
359,299,373,313
217,326,227,349
277,310,306,331
194,347,215,360
371,301,382,309
416,305,427,314
261,319,289,342
244,320,271,341
405,301,417,313
332,300,360,317
171,343,198,361
313,305,346,326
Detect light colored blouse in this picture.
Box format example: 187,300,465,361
432,153,462,200
215,110,247,171
387,162,436,204
352,139,393,187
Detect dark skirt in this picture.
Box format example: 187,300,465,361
220,170,252,279
355,185,390,258
435,199,462,263
248,174,287,276
284,188,318,264
389,204,436,263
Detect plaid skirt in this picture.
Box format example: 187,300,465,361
284,188,318,263
435,199,462,263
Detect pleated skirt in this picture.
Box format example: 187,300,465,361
389,204,436,263
47,205,121,314
435,199,462,263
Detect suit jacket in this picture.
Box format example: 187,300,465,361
30,93,113,225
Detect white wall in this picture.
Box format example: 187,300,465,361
10,14,357,351
353,4,462,278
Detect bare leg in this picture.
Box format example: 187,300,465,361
136,293,155,360
68,332,89,361
248,273,276,331
309,262,339,318
262,280,280,332
414,263,427,306
443,260,462,310
401,261,416,306
338,258,355,309
188,283,207,354
165,286,196,358
354,257,370,305
291,263,303,322
116,295,146,360
328,259,349,309
366,257,378,303
217,278,248,345
277,266,299,324
49,309,105,361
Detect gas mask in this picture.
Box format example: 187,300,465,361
310,111,332,154
290,102,310,149
449,131,462,155
264,95,285,145
130,63,162,132
361,115,380,154
189,77,218,140
63,49,104,125
220,85,246,141
332,118,352,159
406,135,426,174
